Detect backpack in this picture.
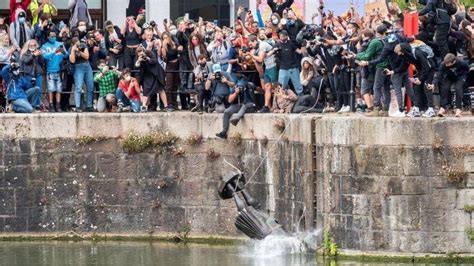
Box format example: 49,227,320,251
441,0,457,16
410,40,434,59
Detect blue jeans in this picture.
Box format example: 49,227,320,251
116,88,141,113
12,87,42,113
73,63,94,108
278,68,303,96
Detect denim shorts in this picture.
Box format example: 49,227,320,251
263,67,278,83
47,73,62,93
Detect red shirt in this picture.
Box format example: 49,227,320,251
118,78,141,101
10,0,31,22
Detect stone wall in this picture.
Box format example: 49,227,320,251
0,113,314,237
0,113,473,255
314,117,474,254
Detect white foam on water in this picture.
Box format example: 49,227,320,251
240,229,323,258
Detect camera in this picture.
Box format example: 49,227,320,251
241,45,249,53
243,7,249,12
383,69,390,75
150,20,156,27
215,72,222,80
273,47,282,54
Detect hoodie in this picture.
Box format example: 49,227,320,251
0,64,29,101
300,57,315,87
9,8,34,49
398,43,435,84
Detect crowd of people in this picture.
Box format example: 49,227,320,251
0,0,473,137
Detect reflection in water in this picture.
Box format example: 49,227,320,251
0,242,469,266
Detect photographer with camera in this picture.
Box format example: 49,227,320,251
94,59,121,112
121,16,142,69
69,37,94,112
135,46,171,112
0,62,42,113
215,77,256,139
42,30,68,112
205,64,235,113
85,31,106,71
20,39,44,93
192,54,212,113
104,20,124,69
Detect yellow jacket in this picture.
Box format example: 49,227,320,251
29,0,57,26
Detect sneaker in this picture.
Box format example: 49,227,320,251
75,108,83,113
140,106,148,113
407,107,421,117
455,108,462,117
422,107,436,118
48,104,56,112
215,132,227,139
117,104,124,113
55,104,62,112
390,110,406,117
437,107,446,117
323,106,336,113
258,106,270,113
230,118,240,126
379,110,388,117
338,105,347,113
165,105,175,112
84,107,94,112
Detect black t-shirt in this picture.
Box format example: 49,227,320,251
276,40,299,70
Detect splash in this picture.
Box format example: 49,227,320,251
240,229,323,258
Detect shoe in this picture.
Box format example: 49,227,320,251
455,108,462,117
422,107,436,118
323,106,336,113
258,106,270,113
165,105,175,112
55,104,62,112
48,104,56,112
117,104,124,113
191,105,202,113
343,106,351,112
379,110,388,117
140,106,148,113
390,110,406,117
366,106,380,117
437,107,446,117
84,107,94,112
75,108,83,113
337,106,346,113
407,107,421,117
230,118,240,126
215,132,227,139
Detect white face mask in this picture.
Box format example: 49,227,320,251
29,47,36,52
347,29,353,36
125,76,131,82
272,19,279,25
170,29,178,36
13,69,20,75
78,25,87,32
280,18,287,25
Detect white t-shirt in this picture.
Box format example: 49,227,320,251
258,41,276,69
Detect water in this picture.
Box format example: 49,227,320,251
0,241,468,266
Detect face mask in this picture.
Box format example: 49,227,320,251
206,30,214,35
280,18,287,25
48,37,56,43
99,66,105,71
199,62,206,67
347,29,353,36
13,69,20,76
29,47,36,52
192,39,199,46
170,29,178,36
259,36,266,41
78,25,86,32
107,27,114,33
125,76,131,81
19,17,26,24
272,19,279,25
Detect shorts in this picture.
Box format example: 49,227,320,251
47,73,62,93
361,77,374,95
263,67,278,84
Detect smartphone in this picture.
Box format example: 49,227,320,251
184,13,189,21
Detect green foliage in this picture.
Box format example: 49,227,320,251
77,136,96,145
466,228,474,244
464,205,474,213
230,133,242,146
186,133,203,146
323,230,338,257
122,132,153,153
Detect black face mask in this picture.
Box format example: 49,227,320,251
199,62,206,67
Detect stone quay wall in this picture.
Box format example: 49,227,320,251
0,113,473,255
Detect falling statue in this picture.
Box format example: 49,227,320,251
218,173,286,240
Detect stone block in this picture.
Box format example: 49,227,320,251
3,166,28,188
388,230,430,253
430,231,474,253
428,189,458,210
185,207,220,234
330,146,353,174
402,176,429,195
467,174,474,188
429,209,470,232
456,189,474,209
151,206,186,232
3,208,27,232
465,155,474,173
0,188,15,216
351,195,370,216
433,119,474,146
403,147,438,176
386,195,430,231
353,146,404,176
